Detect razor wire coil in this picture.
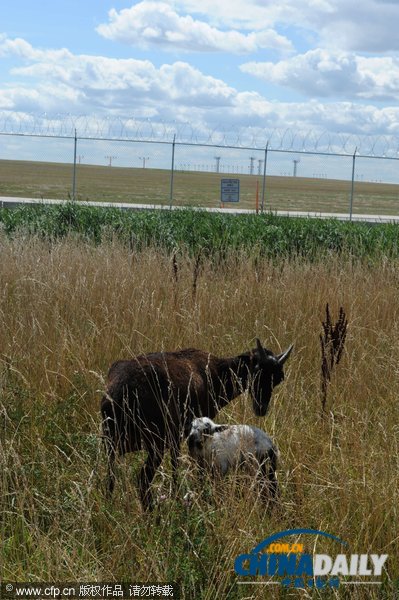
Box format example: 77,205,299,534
0,111,398,158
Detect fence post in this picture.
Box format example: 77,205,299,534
71,129,77,201
349,147,357,221
261,142,269,213
169,134,176,209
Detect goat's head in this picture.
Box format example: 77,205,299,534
187,417,227,453
250,338,293,417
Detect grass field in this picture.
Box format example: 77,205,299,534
5,202,399,260
1,158,399,215
1,231,399,598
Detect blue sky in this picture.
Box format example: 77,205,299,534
1,0,399,150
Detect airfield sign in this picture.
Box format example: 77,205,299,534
221,178,240,203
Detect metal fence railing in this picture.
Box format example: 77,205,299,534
0,113,398,218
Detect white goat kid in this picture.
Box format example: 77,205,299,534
187,416,279,501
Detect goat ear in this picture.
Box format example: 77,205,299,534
277,344,294,365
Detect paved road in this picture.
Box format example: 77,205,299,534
1,196,399,224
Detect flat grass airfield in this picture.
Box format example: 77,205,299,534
1,158,399,215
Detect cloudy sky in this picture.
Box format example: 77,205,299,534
0,0,398,146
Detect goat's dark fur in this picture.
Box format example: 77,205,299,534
101,339,292,510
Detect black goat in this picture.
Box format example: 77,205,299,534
101,338,293,510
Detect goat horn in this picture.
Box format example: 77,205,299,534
256,338,267,359
277,344,294,365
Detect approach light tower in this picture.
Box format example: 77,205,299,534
105,155,117,167
214,156,221,173
139,156,150,168
249,156,256,175
293,158,300,177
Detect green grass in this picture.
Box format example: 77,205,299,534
1,159,399,214
2,202,399,260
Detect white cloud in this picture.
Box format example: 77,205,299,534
169,0,399,52
170,0,296,30
0,84,83,113
229,92,399,140
1,34,399,142
0,35,72,62
97,2,292,53
310,0,399,52
0,36,236,114
241,50,399,101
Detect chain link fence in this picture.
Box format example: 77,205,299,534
0,113,398,217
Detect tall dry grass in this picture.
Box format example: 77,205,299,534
1,233,399,598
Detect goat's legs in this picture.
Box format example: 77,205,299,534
102,411,117,498
259,449,279,503
169,433,182,496
105,442,116,497
138,444,164,511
